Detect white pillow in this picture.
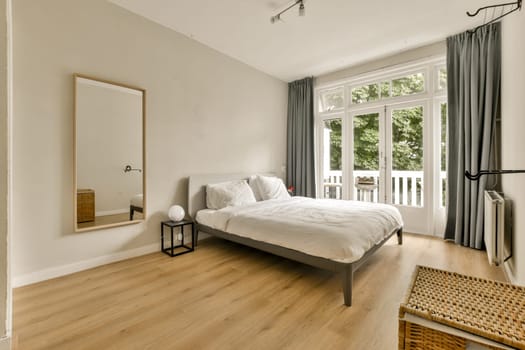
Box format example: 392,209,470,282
206,180,256,210
253,175,290,200
248,175,263,201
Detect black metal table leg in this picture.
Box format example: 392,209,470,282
160,219,195,257
170,226,174,257
191,223,195,250
161,222,164,252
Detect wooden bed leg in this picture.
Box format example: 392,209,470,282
342,266,353,307
397,228,403,245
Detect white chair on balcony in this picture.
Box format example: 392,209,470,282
355,177,377,202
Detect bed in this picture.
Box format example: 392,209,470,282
188,173,403,306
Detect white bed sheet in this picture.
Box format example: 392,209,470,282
195,197,403,263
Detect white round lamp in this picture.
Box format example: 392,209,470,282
168,205,185,221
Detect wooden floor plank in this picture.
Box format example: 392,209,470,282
12,234,505,350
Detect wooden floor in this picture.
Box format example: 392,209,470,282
12,234,505,350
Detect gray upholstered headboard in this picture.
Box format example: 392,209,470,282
188,172,276,219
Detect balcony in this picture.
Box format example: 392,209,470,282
323,170,446,207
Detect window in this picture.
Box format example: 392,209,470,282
316,58,446,234
391,106,424,207
351,84,379,104
319,88,344,112
353,112,381,203
440,102,447,207
380,81,390,98
437,67,447,90
391,73,425,97
353,113,380,171
350,72,425,105
322,118,343,199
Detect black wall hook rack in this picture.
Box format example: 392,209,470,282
465,169,525,180
466,0,522,33
124,165,142,173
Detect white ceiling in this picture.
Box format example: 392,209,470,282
109,0,496,82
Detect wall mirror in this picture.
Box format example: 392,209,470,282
74,74,145,232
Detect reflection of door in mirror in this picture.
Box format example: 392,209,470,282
74,74,145,232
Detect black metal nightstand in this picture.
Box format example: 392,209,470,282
161,219,195,257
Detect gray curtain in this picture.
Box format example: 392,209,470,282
286,77,315,197
444,23,501,248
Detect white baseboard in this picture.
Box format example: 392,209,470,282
0,336,10,350
13,243,159,288
503,261,517,285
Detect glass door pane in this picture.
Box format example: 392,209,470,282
322,118,343,199
440,102,447,207
353,112,381,202
391,106,424,207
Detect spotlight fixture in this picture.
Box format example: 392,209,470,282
270,0,305,24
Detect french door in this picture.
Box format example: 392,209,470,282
320,101,430,233
385,102,429,233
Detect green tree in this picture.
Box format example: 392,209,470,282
353,113,379,170
326,74,426,173
325,119,342,170
351,84,379,104
441,103,447,171
351,107,423,172
392,73,424,96
392,106,423,171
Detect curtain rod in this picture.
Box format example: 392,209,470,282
465,169,525,180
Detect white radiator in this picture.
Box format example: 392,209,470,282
484,191,505,266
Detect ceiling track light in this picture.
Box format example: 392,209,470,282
270,0,305,23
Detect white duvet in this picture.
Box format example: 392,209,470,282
196,197,403,263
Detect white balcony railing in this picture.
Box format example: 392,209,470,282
322,170,447,207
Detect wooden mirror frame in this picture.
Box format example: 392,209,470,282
73,73,146,232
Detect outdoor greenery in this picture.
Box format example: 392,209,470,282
439,69,448,205
325,119,342,170
350,73,424,105
441,103,447,171
321,69,447,205
353,113,379,170
351,84,379,104
321,72,429,111
391,106,423,171
392,73,424,97
438,68,447,90
325,107,424,172
325,73,428,171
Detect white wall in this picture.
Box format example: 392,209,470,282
0,0,6,336
0,0,10,346
316,41,445,85
12,0,287,282
77,79,142,215
501,9,525,285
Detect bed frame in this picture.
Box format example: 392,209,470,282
188,173,403,307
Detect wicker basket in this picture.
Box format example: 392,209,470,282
399,266,525,350
77,189,95,223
